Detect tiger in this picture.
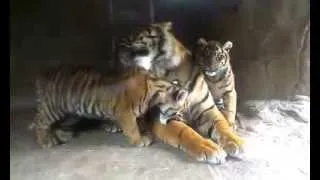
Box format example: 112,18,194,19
29,65,189,149
194,38,237,128
115,21,245,163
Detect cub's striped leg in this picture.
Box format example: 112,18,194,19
34,125,73,149
116,113,152,147
53,128,74,144
33,112,59,148
196,105,244,158
221,89,237,129
152,119,226,165
33,104,71,148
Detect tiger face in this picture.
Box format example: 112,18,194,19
195,38,233,77
117,22,177,71
155,85,188,124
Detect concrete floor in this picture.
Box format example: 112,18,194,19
10,34,310,180
10,97,310,180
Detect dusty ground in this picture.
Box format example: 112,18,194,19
10,95,310,180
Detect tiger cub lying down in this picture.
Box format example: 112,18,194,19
195,38,238,129
29,65,188,148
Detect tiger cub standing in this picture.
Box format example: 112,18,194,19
195,38,237,129
30,65,188,148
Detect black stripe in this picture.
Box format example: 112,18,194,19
112,95,121,115
160,106,180,116
43,94,56,123
153,33,166,62
139,83,148,115
189,91,210,113
222,90,233,97
70,72,82,113
88,76,101,115
166,118,175,124
184,61,197,89
154,28,166,61
155,84,167,89
218,79,233,89
223,70,232,79
211,74,226,83
77,72,89,111
207,126,213,137
194,105,215,123
188,72,202,92
147,89,162,108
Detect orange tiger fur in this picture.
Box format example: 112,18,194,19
152,118,226,164
30,65,188,148
116,22,245,163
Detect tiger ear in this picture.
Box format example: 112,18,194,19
197,38,208,46
151,21,173,31
223,41,233,52
160,21,173,31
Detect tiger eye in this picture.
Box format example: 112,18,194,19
219,54,225,60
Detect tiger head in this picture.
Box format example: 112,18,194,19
117,22,183,72
195,38,233,77
152,81,188,124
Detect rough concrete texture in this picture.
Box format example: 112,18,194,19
10,96,310,180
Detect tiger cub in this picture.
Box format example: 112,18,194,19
29,65,188,148
195,38,237,129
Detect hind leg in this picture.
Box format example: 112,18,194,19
33,106,68,148
35,125,74,148
34,126,58,148
52,128,74,144
116,114,152,147
52,115,79,143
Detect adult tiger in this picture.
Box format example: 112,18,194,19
116,22,245,162
194,38,237,128
29,65,189,148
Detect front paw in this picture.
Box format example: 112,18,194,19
186,138,227,165
223,141,245,158
132,135,153,147
35,128,60,149
212,121,245,158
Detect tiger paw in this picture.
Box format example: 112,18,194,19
103,124,122,133
187,138,227,165
35,128,60,149
218,133,245,159
133,136,153,147
212,120,245,159
54,129,74,144
223,141,245,158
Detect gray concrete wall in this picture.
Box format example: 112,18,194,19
10,0,310,102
